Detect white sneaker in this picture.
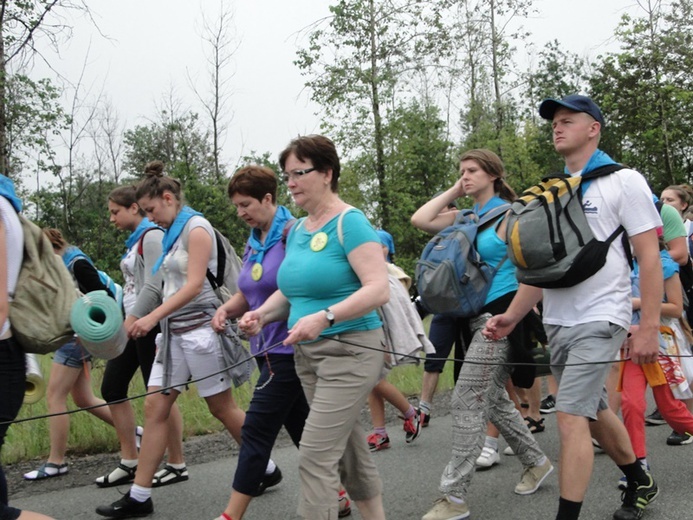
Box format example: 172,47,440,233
475,446,500,467
503,445,515,456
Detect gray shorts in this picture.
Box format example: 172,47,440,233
546,321,627,420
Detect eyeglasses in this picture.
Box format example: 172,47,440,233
281,167,316,183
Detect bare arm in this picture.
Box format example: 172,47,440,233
483,284,544,339
211,290,250,331
129,226,212,337
410,181,462,234
661,273,683,319
666,236,688,266
238,289,290,336
629,228,663,364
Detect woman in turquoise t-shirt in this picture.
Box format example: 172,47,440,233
412,149,552,520
240,135,389,520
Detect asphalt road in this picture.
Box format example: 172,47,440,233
10,403,692,520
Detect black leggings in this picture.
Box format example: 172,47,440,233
0,338,25,520
101,325,159,402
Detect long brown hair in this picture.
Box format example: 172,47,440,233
460,149,517,202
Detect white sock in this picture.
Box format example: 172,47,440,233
130,484,151,503
419,401,432,415
447,494,465,505
265,459,276,475
536,455,548,467
484,435,499,451
122,459,138,467
167,462,186,470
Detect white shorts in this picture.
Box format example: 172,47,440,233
148,325,232,398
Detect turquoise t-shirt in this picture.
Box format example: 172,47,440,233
476,217,518,304
277,209,382,336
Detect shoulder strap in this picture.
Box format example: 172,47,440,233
137,227,160,256
207,229,224,290
336,207,357,247
477,203,510,227
282,218,297,247
581,163,624,181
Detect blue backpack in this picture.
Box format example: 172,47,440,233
415,204,510,317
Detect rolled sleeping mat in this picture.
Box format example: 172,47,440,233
70,290,127,360
24,353,46,405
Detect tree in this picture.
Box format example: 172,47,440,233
589,0,693,189
295,0,442,231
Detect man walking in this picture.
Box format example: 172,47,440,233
484,94,662,520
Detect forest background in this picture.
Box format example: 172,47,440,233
3,0,692,279
2,0,692,462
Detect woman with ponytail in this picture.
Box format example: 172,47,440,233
94,184,186,488
412,149,553,520
96,161,272,519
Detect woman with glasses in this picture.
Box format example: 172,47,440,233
240,135,389,520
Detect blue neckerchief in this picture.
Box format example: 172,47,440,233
0,174,22,213
152,205,203,274
247,205,293,265
123,218,160,260
567,149,618,196
473,195,507,217
62,246,91,270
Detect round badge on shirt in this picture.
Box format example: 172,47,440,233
310,232,328,252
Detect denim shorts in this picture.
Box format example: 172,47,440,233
53,340,92,368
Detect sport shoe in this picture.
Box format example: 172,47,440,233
503,445,515,456
404,413,422,443
95,492,153,518
645,409,665,426
338,489,352,518
666,430,693,445
257,466,282,495
514,458,554,495
418,408,431,428
422,496,470,520
539,394,556,414
475,446,500,468
367,432,391,452
613,473,659,520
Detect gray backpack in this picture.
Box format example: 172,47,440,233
505,164,629,288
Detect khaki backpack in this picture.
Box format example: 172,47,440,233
10,214,77,354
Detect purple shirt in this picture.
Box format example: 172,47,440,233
238,236,294,356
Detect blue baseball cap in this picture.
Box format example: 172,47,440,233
539,94,605,127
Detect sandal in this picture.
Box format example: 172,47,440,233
95,462,137,488
525,416,545,434
23,462,69,481
152,464,189,488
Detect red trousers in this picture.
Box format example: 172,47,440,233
621,360,693,458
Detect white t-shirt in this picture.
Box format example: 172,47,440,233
160,215,218,306
120,246,138,315
0,197,23,336
542,168,662,330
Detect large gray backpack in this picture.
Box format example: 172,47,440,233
505,164,630,288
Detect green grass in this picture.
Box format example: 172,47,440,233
4,318,456,465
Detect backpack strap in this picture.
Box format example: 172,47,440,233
206,229,224,291
477,203,511,227
137,227,161,256
336,207,357,247
282,219,297,247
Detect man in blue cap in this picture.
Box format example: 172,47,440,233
484,95,662,520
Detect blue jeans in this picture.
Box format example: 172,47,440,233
53,340,91,368
0,338,25,520
233,354,309,496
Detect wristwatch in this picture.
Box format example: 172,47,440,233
324,308,335,327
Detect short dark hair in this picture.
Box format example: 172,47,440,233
228,165,278,203
279,134,341,192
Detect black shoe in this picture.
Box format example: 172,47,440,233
666,430,693,445
612,473,659,520
539,394,556,414
417,408,431,428
257,466,282,495
645,409,665,426
96,492,153,518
